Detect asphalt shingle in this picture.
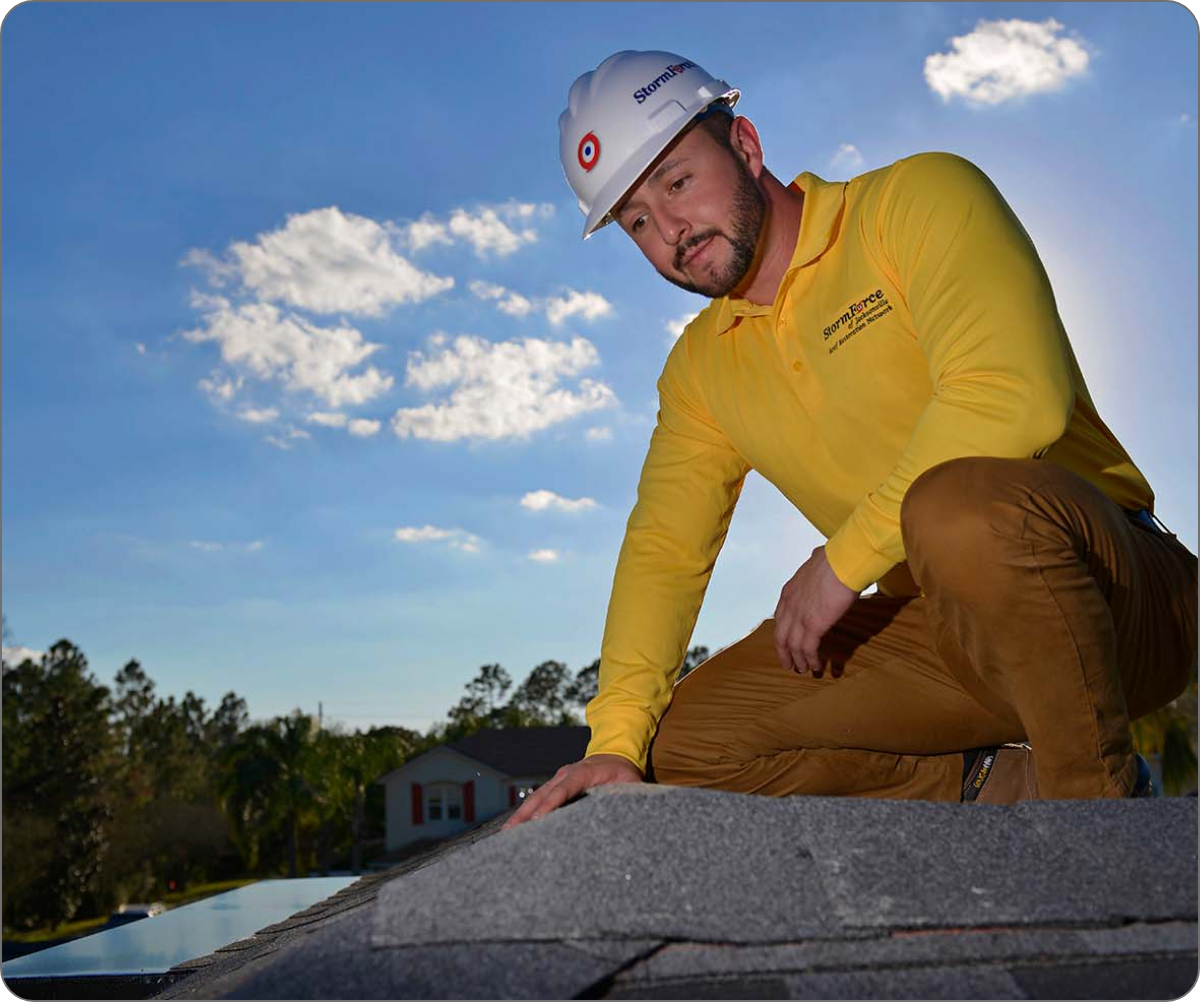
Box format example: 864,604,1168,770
207,908,650,1001
787,796,1197,929
372,785,838,946
152,786,1197,1000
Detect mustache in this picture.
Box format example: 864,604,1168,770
675,229,723,270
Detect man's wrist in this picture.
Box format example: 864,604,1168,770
585,751,644,778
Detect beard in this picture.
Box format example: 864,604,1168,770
658,158,767,299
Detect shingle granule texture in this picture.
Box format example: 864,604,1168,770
150,785,1197,1000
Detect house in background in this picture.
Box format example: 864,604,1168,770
378,726,589,850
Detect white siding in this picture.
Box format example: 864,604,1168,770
382,748,510,850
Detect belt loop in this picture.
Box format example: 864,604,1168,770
1129,507,1177,539
1149,510,1177,538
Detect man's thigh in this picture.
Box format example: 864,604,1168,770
652,594,1022,773
900,456,1197,720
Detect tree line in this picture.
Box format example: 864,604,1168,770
1,634,710,933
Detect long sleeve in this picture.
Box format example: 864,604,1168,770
585,341,752,771
824,153,1075,592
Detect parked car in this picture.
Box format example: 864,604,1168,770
104,902,166,928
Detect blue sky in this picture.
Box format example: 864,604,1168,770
3,2,1196,732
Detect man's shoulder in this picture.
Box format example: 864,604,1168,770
665,301,726,361
682,299,729,338
658,301,725,394
848,151,992,201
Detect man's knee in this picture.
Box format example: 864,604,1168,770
646,712,721,787
901,457,1053,586
902,458,998,552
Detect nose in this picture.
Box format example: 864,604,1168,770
657,206,690,247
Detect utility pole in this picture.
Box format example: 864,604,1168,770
318,701,323,731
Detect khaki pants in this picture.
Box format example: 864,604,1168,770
649,458,1198,800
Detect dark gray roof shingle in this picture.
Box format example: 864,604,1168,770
151,786,1198,1000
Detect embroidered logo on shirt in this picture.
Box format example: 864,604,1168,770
823,289,893,355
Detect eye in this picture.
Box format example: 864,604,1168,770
669,175,690,192
630,215,647,234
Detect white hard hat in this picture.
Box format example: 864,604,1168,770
559,50,740,239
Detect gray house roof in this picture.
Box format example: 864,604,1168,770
376,726,591,786
445,725,590,778
153,787,1198,999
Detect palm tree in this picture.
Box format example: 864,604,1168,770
218,712,317,876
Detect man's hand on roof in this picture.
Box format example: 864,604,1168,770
774,546,860,674
501,754,642,829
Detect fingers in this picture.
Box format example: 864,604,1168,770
774,629,798,673
501,765,581,830
774,617,820,674
502,774,562,830
500,756,642,831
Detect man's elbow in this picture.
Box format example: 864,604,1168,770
1020,380,1074,457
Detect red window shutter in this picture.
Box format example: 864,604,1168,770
463,780,475,824
411,782,424,825
508,786,517,807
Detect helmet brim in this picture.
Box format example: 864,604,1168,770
581,89,740,240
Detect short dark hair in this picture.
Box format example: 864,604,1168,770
693,105,737,152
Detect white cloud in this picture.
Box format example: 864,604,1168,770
544,289,613,326
305,411,379,437
395,525,455,543
466,280,533,316
449,207,536,257
391,333,617,442
199,372,243,403
405,201,553,258
497,292,535,317
394,524,482,553
237,406,279,424
190,540,225,552
469,280,507,300
185,207,454,317
924,18,1090,106
402,214,454,252
665,312,700,341
830,143,864,172
502,201,555,221
264,426,311,450
1181,113,1194,126
528,549,560,563
2,646,44,667
520,490,598,513
180,248,237,286
190,539,264,554
183,294,395,408
306,411,348,428
470,281,609,324
135,342,147,355
586,426,613,442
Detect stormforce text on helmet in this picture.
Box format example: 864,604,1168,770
632,61,697,104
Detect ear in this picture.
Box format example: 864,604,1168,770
729,116,765,179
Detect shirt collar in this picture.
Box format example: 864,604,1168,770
708,170,847,335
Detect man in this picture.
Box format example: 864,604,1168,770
505,50,1197,828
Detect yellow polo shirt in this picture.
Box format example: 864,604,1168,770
586,151,1154,771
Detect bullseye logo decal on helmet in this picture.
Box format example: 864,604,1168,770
577,133,600,172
